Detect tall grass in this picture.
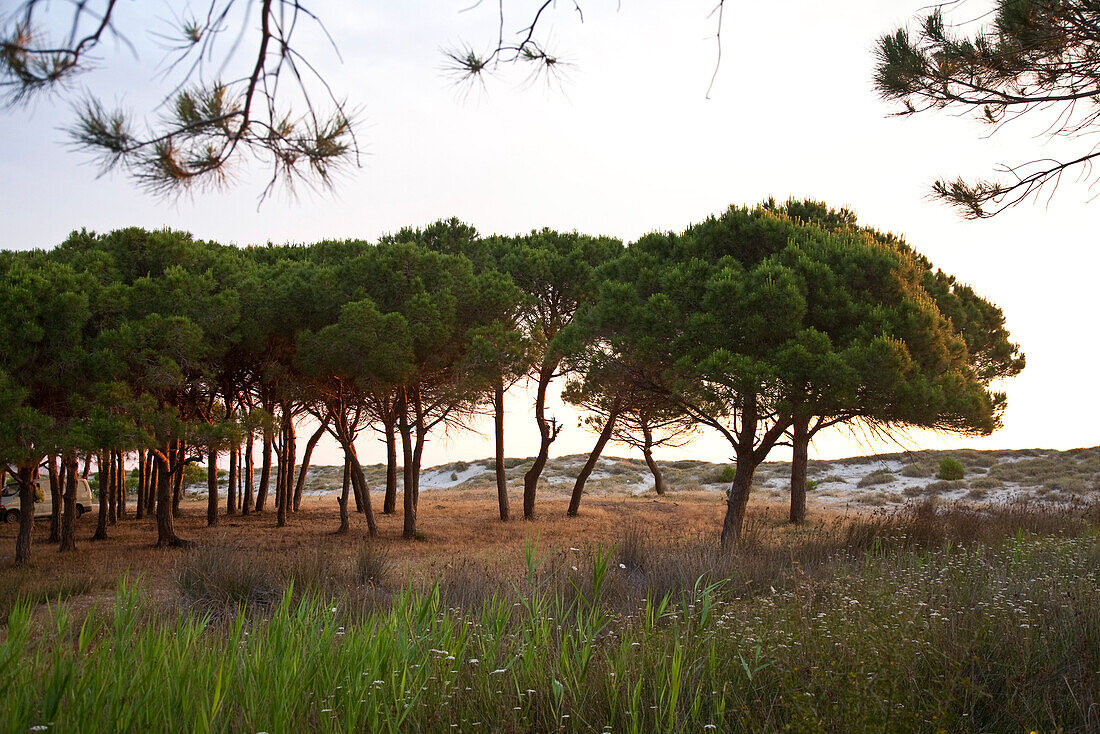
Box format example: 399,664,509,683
2,501,1098,733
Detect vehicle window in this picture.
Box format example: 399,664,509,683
2,483,18,497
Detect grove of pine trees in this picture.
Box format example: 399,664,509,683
0,200,1023,563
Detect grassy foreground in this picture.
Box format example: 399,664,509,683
2,503,1099,733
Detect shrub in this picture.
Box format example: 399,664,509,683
806,479,818,492
970,476,1002,490
175,545,279,610
715,464,736,483
821,474,846,484
857,469,895,487
356,543,392,586
900,462,934,478
937,457,965,481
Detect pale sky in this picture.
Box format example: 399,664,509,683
1,1,1096,468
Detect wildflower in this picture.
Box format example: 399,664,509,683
469,658,479,665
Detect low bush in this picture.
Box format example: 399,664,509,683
937,457,965,480
900,462,934,478
857,469,895,487
715,464,737,483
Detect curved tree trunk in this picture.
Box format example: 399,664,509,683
523,360,561,520
206,450,219,527
155,444,191,548
59,454,79,552
568,404,621,516
494,376,509,521
91,452,109,541
383,416,398,515
294,421,326,512
14,465,36,566
344,443,378,536
641,423,665,495
720,454,756,547
789,413,810,524
47,456,61,544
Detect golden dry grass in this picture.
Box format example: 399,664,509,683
0,483,837,609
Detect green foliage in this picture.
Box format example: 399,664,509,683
716,464,736,483
937,457,965,481
806,479,818,492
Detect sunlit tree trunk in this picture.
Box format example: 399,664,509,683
155,443,191,548
383,415,398,515
294,421,326,512
336,457,350,535
242,433,254,515
256,425,273,512
106,450,117,525
116,451,127,519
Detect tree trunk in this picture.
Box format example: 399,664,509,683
256,427,273,512
523,359,560,520
106,451,117,525
494,376,509,521
642,423,665,495
383,417,398,515
294,421,326,512
568,405,621,516
171,454,184,517
14,465,36,566
720,453,757,547
226,444,238,515
91,452,109,541
81,455,91,478
336,458,351,535
59,454,78,552
116,451,127,519
136,448,146,520
276,412,295,528
155,444,191,548
399,407,417,539
343,441,378,536
242,434,254,516
206,450,219,527
145,451,157,517
47,456,61,544
789,413,810,524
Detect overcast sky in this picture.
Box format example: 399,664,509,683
1,0,1096,468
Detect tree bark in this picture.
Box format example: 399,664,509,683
523,359,561,519
226,444,238,515
383,416,398,515
91,452,109,541
789,413,810,524
343,441,377,536
155,444,191,548
276,411,295,528
14,465,36,566
47,456,61,544
206,450,219,527
399,405,417,539
242,433,254,515
116,451,127,519
135,448,146,520
721,452,757,547
294,421,326,512
642,423,665,495
568,404,621,516
256,427,273,512
336,458,350,535
59,454,78,552
494,376,509,521
81,455,91,478
171,445,185,518
145,451,157,517
106,451,117,525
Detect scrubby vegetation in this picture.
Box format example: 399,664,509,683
2,501,1097,733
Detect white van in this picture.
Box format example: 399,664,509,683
1,477,93,523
